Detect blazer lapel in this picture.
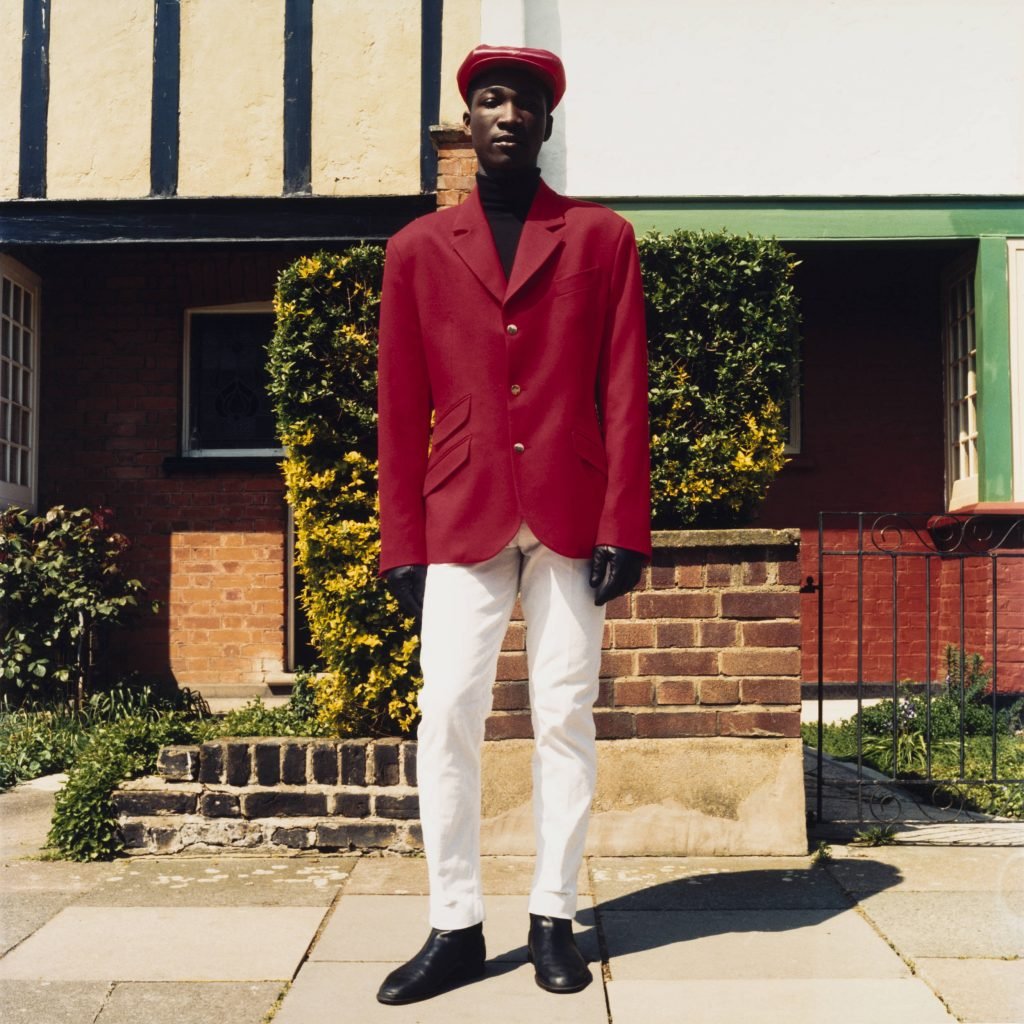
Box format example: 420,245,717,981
450,189,506,304
504,179,567,306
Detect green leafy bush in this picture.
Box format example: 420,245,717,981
639,230,801,528
0,506,154,704
268,232,800,733
267,249,420,737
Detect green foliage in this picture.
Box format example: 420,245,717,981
0,506,154,703
639,230,801,528
205,673,333,739
852,824,899,847
267,249,420,736
805,650,1024,818
811,840,833,864
47,712,198,861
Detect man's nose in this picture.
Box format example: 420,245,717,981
497,103,524,126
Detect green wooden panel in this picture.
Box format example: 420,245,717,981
975,237,1013,502
607,198,1024,241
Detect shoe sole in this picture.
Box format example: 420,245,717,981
375,963,487,1006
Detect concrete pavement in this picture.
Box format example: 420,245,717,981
1,776,1021,1023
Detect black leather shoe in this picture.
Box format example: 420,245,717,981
527,914,592,993
376,923,486,1005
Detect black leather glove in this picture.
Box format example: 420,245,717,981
589,546,646,606
384,564,427,620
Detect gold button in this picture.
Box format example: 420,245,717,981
510,384,521,395
506,324,518,336
513,442,525,453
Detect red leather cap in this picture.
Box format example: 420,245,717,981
457,45,566,110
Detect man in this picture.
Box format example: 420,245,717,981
376,44,651,1004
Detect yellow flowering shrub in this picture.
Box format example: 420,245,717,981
267,247,420,736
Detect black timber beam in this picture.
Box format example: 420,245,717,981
0,195,434,246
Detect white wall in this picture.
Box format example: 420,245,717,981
499,0,1024,197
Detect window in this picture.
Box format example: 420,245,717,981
942,255,978,508
182,303,283,456
1011,240,1024,502
0,257,40,510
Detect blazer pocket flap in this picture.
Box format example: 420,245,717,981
423,436,471,496
572,430,608,474
554,266,599,296
431,393,471,451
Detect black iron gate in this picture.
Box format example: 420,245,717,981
808,511,1024,830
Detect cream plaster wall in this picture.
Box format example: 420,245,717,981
311,0,420,196
440,0,483,124
527,0,1024,197
0,1,21,199
45,0,153,199
178,0,284,197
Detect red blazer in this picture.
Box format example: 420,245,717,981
377,179,651,573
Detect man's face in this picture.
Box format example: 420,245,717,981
463,67,553,177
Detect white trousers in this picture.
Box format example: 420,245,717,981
417,521,606,930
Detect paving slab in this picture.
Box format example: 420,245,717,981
856,891,1024,958
589,857,854,910
312,894,599,964
605,978,953,1023
0,858,115,893
73,855,356,906
0,906,326,981
0,979,110,1023
828,847,1024,893
599,908,910,980
94,981,284,1024
0,890,83,956
274,960,607,1024
344,855,589,896
914,958,1024,1024
0,779,62,859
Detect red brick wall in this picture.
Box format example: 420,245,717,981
486,534,803,742
33,247,306,691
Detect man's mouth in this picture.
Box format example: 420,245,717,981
493,136,521,146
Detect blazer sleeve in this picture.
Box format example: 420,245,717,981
595,218,652,558
377,236,432,574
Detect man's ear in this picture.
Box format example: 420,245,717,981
543,114,554,142
462,109,471,133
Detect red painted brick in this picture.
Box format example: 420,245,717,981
613,679,654,706
600,651,635,677
720,649,800,677
718,711,801,738
721,592,800,620
697,620,738,648
492,681,529,711
613,622,657,649
595,711,635,739
501,623,526,651
741,621,801,647
739,678,801,704
484,714,533,740
635,592,717,619
655,622,697,648
655,679,698,705
698,678,740,704
496,653,528,681
638,650,719,677
635,711,717,737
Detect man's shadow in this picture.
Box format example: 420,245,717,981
491,861,903,970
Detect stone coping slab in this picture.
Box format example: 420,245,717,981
652,528,800,548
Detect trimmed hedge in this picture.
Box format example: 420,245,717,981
270,230,801,733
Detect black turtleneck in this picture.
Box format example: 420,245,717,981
476,169,541,280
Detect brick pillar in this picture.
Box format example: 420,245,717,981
430,125,476,207
481,529,808,856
